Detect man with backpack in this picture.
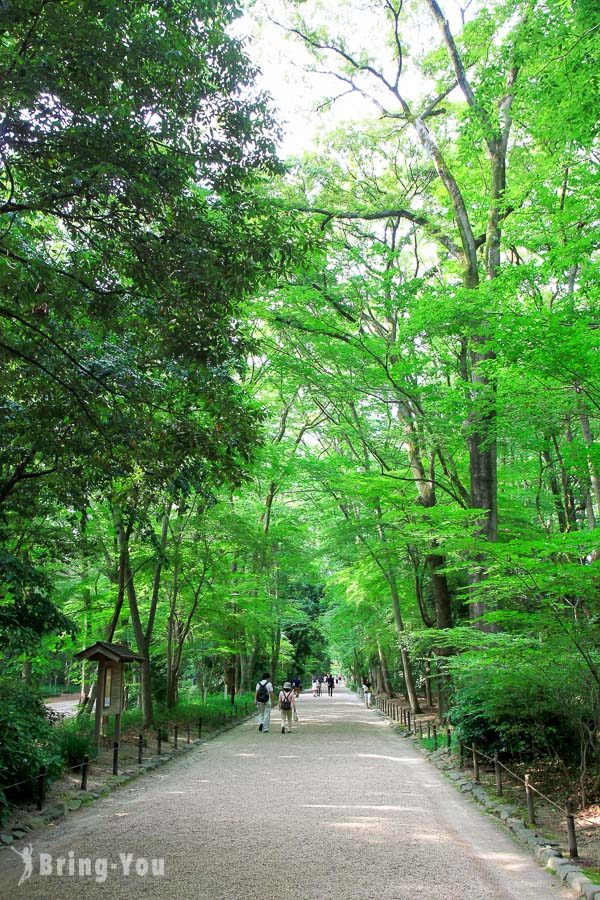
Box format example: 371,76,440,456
255,672,274,733
278,681,297,734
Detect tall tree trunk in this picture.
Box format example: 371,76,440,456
577,402,600,516
425,553,453,630
565,420,596,528
21,658,32,685
270,625,281,682
552,433,578,529
388,571,422,714
424,657,433,708
119,530,154,726
377,639,392,697
541,447,568,532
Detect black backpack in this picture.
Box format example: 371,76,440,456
256,681,270,703
281,691,292,711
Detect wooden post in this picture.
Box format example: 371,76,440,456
494,752,502,796
472,744,480,782
80,756,89,792
419,721,423,739
187,723,191,744
138,733,143,765
114,709,122,746
407,710,412,732
94,660,106,749
459,738,464,768
198,717,202,739
433,724,438,750
157,730,162,756
446,727,452,754
174,725,178,750
566,800,578,859
525,774,536,825
37,766,47,811
112,741,119,776
427,721,431,740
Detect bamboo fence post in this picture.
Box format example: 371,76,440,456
566,800,578,859
472,744,480,782
525,774,536,825
494,752,502,796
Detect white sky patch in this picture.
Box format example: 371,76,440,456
235,0,478,158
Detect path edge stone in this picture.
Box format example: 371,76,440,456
392,723,600,900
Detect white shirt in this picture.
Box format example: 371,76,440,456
256,680,273,698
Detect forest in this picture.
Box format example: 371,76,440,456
0,0,599,826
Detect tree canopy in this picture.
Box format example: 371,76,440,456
1,0,599,807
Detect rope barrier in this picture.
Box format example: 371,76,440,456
374,696,599,833
1,708,249,795
1,758,92,793
461,740,600,829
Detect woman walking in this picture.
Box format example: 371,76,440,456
278,681,297,733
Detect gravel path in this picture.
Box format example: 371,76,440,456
0,686,573,899
45,697,79,719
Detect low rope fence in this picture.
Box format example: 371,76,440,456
0,700,256,817
369,691,595,860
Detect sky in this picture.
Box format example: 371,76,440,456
236,0,475,158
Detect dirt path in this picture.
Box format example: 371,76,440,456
0,686,573,899
45,695,80,718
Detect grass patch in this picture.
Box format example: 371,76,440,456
101,692,256,737
582,867,600,883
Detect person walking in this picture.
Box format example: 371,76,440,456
362,676,372,708
278,681,296,733
293,676,301,698
327,674,335,697
256,672,274,732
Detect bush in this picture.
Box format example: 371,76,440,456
55,719,94,768
0,678,62,824
448,641,597,762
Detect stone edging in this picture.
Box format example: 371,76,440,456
394,724,600,900
0,715,254,849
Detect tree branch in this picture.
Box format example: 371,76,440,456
292,205,463,259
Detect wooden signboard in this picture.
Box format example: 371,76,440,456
74,642,143,748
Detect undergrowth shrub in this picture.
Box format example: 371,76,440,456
0,678,62,824
55,719,94,768
448,642,598,763
101,692,255,739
